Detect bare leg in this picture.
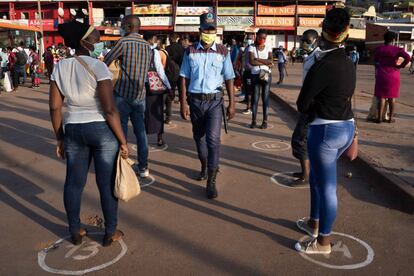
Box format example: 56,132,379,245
301,159,310,181
317,235,331,246
388,98,396,123
307,218,319,230
377,97,386,124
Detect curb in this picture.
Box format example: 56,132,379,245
269,90,414,214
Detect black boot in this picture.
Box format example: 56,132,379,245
196,160,207,181
206,169,218,199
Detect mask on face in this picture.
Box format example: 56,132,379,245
151,43,158,50
246,39,253,46
120,29,126,37
200,33,217,45
86,42,104,59
302,41,315,54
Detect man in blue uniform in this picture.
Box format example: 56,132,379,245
179,12,235,199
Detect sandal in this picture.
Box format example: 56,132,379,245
103,230,124,247
71,228,87,245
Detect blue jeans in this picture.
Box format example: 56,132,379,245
115,95,148,170
189,96,223,170
252,73,271,123
16,64,26,84
278,63,285,82
64,122,119,235
307,121,355,236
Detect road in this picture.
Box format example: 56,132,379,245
0,83,413,275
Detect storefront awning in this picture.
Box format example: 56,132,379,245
0,21,40,32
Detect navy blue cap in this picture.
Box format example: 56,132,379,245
200,13,216,30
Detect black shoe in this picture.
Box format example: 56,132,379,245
71,228,87,245
260,122,268,129
165,118,171,125
103,230,124,247
250,121,257,129
196,160,208,181
206,169,218,199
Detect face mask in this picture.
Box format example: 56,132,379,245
87,42,104,58
256,38,266,45
200,33,217,45
246,39,253,45
302,41,315,54
151,43,157,50
120,29,126,37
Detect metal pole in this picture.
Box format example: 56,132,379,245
294,0,298,47
37,0,44,68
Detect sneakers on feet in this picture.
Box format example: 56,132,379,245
139,168,150,178
296,217,318,238
295,238,331,254
242,109,252,115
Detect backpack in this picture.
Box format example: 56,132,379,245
161,49,180,84
16,50,28,65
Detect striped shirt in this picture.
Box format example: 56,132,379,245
104,33,150,100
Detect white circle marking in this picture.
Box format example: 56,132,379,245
37,232,128,275
140,174,156,188
270,171,309,189
298,232,374,270
251,140,291,152
131,144,168,153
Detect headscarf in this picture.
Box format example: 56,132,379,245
322,8,350,45
58,21,91,50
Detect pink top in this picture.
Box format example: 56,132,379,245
374,45,410,99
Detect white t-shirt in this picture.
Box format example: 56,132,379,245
248,45,272,75
51,55,112,126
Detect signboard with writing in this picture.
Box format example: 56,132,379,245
175,17,200,25
217,16,253,26
28,19,55,31
176,7,213,16
299,17,323,27
256,17,295,27
258,5,326,16
133,4,172,15
140,16,172,26
218,7,254,16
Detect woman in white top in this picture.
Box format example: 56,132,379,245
144,32,172,146
50,22,128,246
248,29,274,129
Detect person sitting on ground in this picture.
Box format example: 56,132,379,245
51,21,128,246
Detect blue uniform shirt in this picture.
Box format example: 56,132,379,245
180,42,235,94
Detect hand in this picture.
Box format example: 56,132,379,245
168,89,174,98
227,105,236,121
56,140,65,160
269,63,274,68
120,144,129,159
180,103,190,121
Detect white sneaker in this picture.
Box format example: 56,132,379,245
242,109,252,115
295,238,331,255
296,217,318,238
139,168,149,178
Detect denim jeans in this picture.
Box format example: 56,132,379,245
278,63,285,82
189,96,223,170
307,121,355,236
115,95,148,170
251,73,272,123
242,70,253,108
64,122,119,235
16,64,27,84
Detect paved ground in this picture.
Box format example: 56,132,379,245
273,64,414,191
0,82,413,275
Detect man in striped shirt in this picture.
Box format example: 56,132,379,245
104,15,151,178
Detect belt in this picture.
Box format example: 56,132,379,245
188,92,223,101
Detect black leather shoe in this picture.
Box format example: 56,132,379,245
206,169,218,199
196,160,208,181
250,121,257,129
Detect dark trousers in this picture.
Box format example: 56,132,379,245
242,70,253,108
278,63,285,82
189,95,223,171
165,81,178,121
252,74,271,123
291,113,309,161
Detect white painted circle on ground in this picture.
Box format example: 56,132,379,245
270,171,309,189
165,123,177,130
131,144,168,153
298,232,374,270
37,232,127,275
140,174,155,188
245,123,275,130
251,140,291,152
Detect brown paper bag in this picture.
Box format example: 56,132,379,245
114,151,140,202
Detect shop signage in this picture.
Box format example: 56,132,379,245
258,5,326,16
217,16,253,26
176,7,213,16
104,28,113,35
28,19,55,31
140,16,172,26
299,17,323,27
256,17,295,27
217,7,254,16
133,4,172,15
175,17,200,25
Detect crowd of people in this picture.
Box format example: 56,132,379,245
0,6,409,256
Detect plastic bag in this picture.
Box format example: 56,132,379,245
114,151,140,202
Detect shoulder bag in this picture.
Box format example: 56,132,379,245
343,94,358,161
147,50,167,94
255,47,270,83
